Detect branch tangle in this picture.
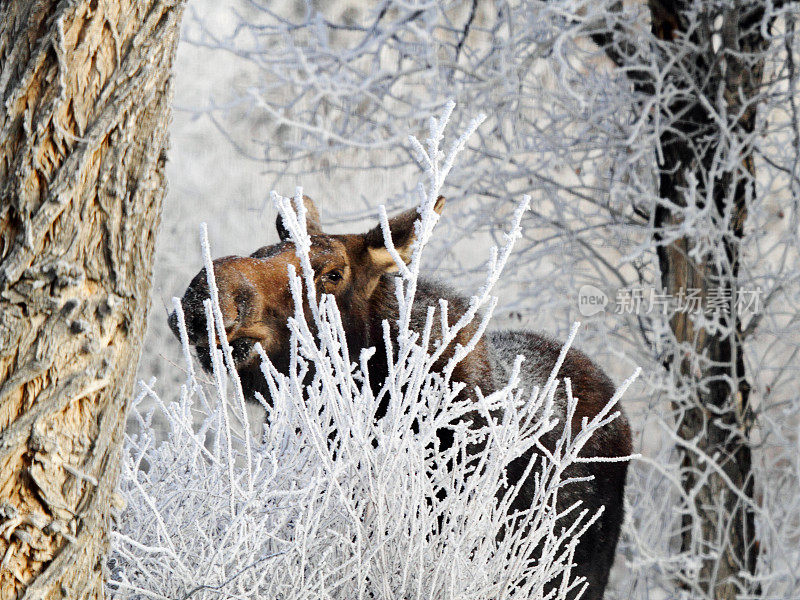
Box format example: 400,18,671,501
592,2,773,597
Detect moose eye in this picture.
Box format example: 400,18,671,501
323,270,343,284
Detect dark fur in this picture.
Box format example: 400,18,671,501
169,203,631,600
366,278,630,600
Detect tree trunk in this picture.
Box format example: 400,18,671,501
0,1,185,598
593,2,768,597
649,3,766,598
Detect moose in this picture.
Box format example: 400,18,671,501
168,197,632,600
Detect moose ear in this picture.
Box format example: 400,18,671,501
276,195,324,241
363,196,445,272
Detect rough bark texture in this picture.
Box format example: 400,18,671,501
0,1,185,598
594,2,769,598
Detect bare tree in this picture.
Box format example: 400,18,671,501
587,3,774,597
0,1,185,597
176,1,800,598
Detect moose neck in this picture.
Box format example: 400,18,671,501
351,274,497,412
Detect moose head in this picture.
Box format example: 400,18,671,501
168,196,445,394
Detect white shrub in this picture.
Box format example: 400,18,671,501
110,109,637,600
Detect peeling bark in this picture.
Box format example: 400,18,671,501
0,1,185,598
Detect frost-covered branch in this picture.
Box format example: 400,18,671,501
113,113,636,599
